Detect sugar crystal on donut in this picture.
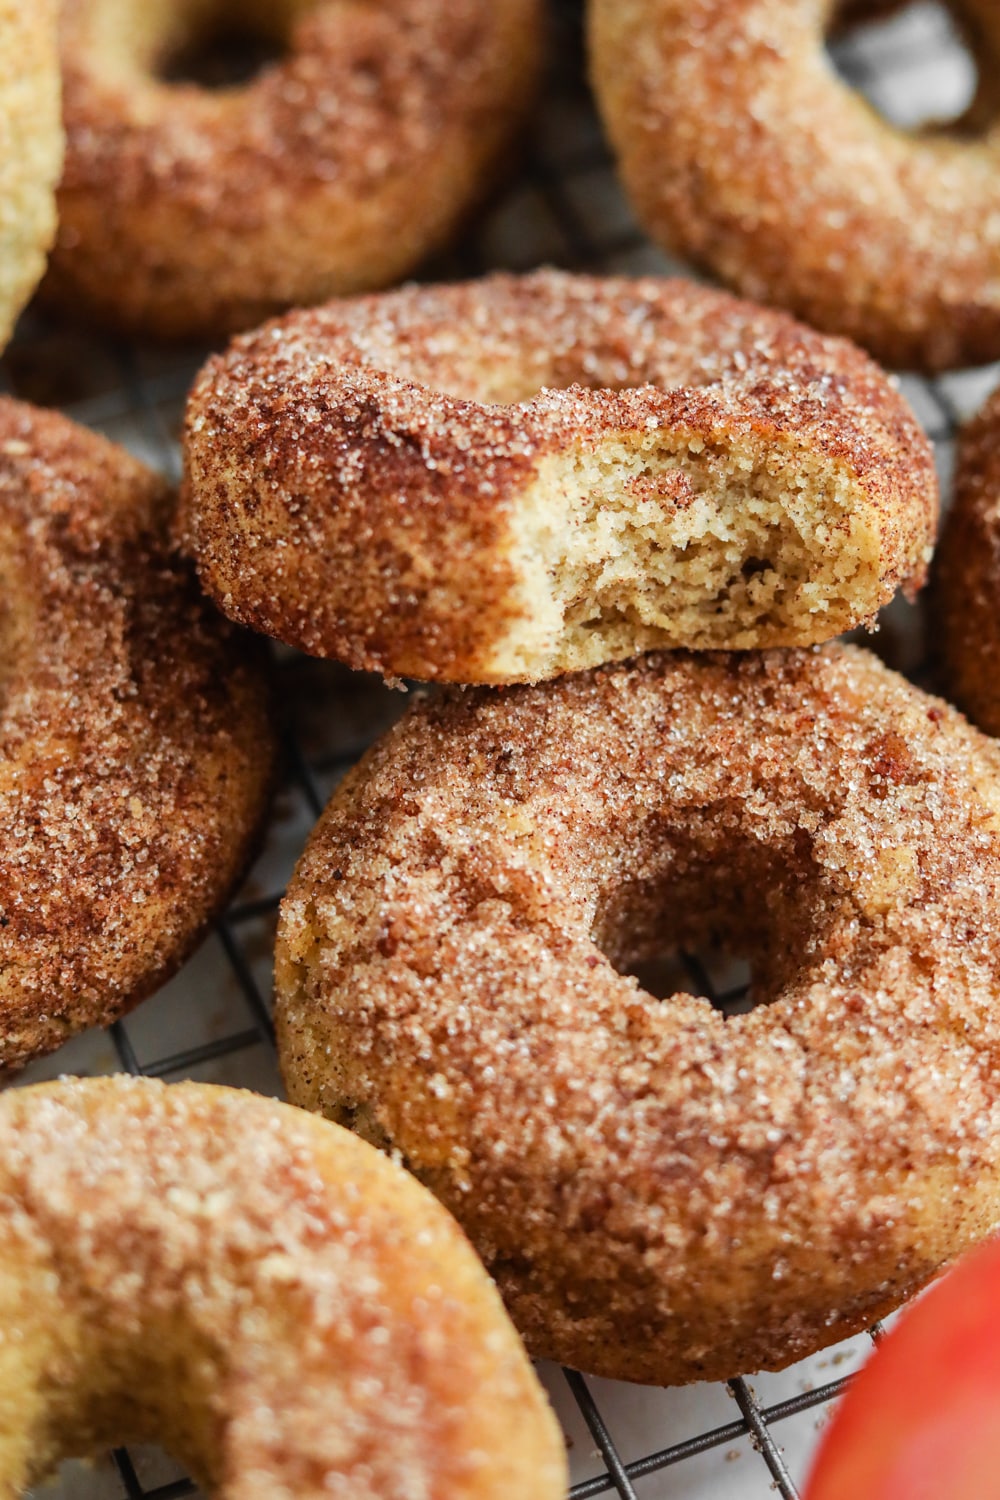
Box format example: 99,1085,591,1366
0,1076,567,1497
0,399,277,1073
277,643,1000,1385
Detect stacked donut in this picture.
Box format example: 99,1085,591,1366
175,264,1000,1389
8,0,1000,1492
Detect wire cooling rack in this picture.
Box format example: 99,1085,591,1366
5,3,1000,1497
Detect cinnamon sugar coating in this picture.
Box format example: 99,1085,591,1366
0,0,62,350
182,270,936,685
590,0,1000,372
278,645,1000,1385
43,0,541,341
935,386,1000,734
0,399,276,1072
0,1076,567,1499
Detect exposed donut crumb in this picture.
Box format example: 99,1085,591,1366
182,269,936,684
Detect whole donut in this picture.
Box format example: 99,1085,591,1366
0,399,276,1072
0,0,62,349
935,386,1000,734
183,270,936,685
590,0,1000,372
44,0,542,340
277,644,1000,1386
0,1076,567,1499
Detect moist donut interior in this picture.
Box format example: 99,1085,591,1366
158,27,285,88
496,430,883,681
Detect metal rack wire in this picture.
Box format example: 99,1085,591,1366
6,2,999,1497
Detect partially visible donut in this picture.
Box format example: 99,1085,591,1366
182,270,937,685
0,399,276,1072
0,0,62,350
935,385,1000,733
44,0,542,340
590,0,1000,372
277,644,1000,1386
0,1076,567,1499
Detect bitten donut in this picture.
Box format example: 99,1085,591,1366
590,0,1000,372
0,1076,567,1499
278,645,1000,1386
936,386,1000,734
0,1,62,349
0,399,276,1072
44,0,541,341
183,271,936,685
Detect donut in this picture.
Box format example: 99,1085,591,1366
0,0,62,350
0,1076,567,1498
935,386,1000,734
0,398,276,1073
43,0,542,341
276,643,1000,1386
182,270,937,686
589,0,1000,372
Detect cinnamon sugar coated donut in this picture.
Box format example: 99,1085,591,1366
0,1,62,349
590,0,1000,371
0,1076,567,1499
0,399,276,1072
935,386,1000,734
277,645,1000,1385
183,271,936,685
44,0,541,340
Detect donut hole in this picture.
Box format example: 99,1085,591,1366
626,951,756,1017
826,0,985,134
142,1,304,89
594,841,822,1020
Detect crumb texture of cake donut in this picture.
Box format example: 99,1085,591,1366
0,1076,568,1500
589,0,1000,372
277,644,1000,1386
44,0,542,341
183,270,936,685
935,386,1000,734
0,0,62,350
0,399,277,1073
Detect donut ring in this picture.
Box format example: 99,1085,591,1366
590,0,1000,372
44,0,542,341
935,386,1000,733
0,1,62,350
0,1076,567,1498
0,399,276,1073
182,270,936,685
277,644,1000,1385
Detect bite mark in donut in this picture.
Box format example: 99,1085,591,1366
182,271,937,685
